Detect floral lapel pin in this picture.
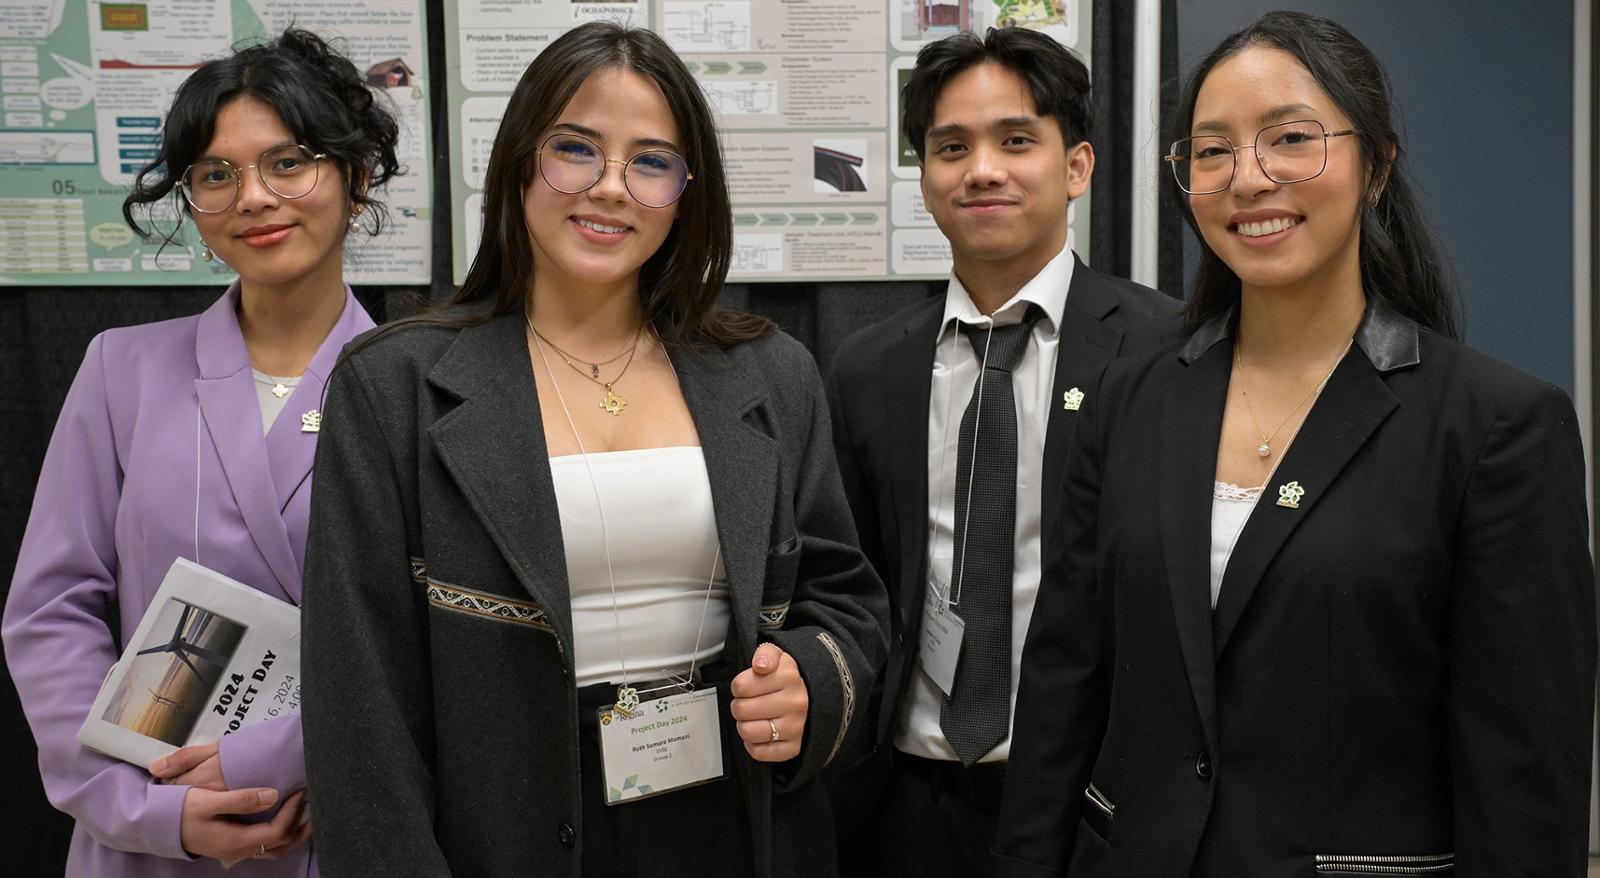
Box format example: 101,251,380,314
1062,387,1085,411
300,410,322,433
1275,481,1305,509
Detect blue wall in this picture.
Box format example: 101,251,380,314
1176,0,1577,393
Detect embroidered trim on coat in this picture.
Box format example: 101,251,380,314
815,630,855,767
758,601,790,630
409,557,428,583
425,579,553,632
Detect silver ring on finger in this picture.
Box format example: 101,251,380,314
767,719,781,743
254,843,267,859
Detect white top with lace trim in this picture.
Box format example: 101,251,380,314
1211,481,1263,608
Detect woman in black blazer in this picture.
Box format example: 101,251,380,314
299,22,887,877
996,11,1595,877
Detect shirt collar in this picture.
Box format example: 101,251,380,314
937,239,1075,342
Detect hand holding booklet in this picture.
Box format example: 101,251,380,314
79,558,302,768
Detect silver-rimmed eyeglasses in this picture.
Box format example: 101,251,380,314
535,132,693,209
1164,120,1359,195
178,145,327,213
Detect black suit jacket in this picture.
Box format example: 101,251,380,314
822,256,1180,828
995,300,1597,877
300,313,888,877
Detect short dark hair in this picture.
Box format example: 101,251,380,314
445,21,768,346
122,27,402,241
1170,11,1459,339
901,26,1094,163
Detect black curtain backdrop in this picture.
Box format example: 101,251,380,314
0,1,1166,868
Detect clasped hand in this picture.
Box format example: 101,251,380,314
729,642,808,762
150,743,312,862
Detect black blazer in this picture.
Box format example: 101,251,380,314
300,313,888,877
995,301,1597,877
822,257,1180,819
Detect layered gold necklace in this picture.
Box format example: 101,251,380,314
528,320,645,416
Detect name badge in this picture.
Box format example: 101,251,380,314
918,578,965,696
597,687,723,804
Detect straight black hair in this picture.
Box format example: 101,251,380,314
1171,10,1459,339
122,27,401,243
901,26,1094,162
433,21,768,347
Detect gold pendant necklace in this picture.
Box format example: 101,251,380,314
1235,337,1353,458
529,321,644,417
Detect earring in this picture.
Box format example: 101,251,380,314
201,245,213,262
348,212,361,233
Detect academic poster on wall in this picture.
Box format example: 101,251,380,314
0,0,433,285
445,0,1092,283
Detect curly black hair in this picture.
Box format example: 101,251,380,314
122,27,402,241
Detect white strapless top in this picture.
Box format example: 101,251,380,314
549,447,729,688
1210,481,1262,609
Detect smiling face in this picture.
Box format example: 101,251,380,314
186,95,350,292
919,62,1091,280
1187,46,1368,296
522,66,683,294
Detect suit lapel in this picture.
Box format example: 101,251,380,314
1042,261,1124,506
1211,349,1398,655
672,343,778,661
193,287,298,601
1159,342,1229,752
259,290,374,602
884,301,942,636
427,316,577,664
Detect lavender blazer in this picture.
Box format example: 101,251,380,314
3,283,373,877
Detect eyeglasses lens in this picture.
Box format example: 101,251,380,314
181,145,321,212
540,133,688,208
1170,120,1330,195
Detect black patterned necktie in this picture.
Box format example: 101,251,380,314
940,307,1039,767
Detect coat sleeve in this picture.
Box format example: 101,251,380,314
992,365,1114,877
301,353,450,875
216,713,304,796
762,358,890,792
1448,382,1596,876
1,334,193,859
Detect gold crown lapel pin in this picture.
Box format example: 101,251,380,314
1062,387,1085,411
1275,480,1305,509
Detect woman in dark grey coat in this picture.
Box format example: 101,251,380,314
300,22,887,877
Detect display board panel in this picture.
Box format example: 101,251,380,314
0,0,434,285
446,0,1091,283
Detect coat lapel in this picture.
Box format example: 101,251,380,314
884,301,942,635
1042,260,1124,505
193,286,299,601
427,316,578,665
672,343,779,662
260,289,374,601
1158,341,1229,752
1211,347,1399,655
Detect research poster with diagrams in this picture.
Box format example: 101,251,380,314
445,0,1091,283
0,0,433,285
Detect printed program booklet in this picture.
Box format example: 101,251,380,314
78,558,302,767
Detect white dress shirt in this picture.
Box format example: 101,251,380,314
894,242,1075,764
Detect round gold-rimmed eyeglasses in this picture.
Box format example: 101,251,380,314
1164,120,1359,196
535,132,693,209
177,144,327,213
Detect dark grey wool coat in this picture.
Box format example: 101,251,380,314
300,312,889,877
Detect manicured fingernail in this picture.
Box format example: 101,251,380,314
150,757,167,773
258,790,278,806
756,655,772,669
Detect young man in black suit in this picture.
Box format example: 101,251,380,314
824,26,1180,876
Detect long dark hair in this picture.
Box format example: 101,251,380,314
1170,11,1459,339
433,22,768,346
122,27,401,243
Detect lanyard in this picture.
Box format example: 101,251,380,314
531,325,721,715
928,317,997,610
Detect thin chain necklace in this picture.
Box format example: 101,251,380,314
1235,336,1353,458
530,328,636,378
527,320,644,416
